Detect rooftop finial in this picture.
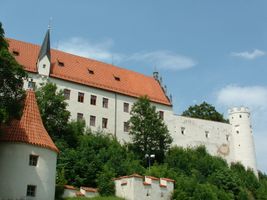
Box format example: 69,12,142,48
48,17,52,30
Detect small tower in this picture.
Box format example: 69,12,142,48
37,29,51,76
228,107,258,176
0,90,59,200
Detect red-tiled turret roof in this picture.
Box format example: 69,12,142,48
7,38,171,106
0,90,59,153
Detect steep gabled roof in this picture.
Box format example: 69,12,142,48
38,29,51,61
0,90,59,153
7,38,171,106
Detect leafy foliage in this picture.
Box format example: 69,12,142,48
36,82,70,139
182,101,228,123
129,96,172,164
0,22,27,123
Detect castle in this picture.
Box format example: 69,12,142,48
6,29,258,176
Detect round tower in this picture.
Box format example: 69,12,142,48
228,107,257,175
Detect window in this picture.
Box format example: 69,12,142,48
58,60,64,67
77,113,83,121
90,115,96,126
159,111,164,120
78,92,84,103
181,127,185,135
114,76,120,81
64,89,71,100
27,185,36,197
29,155,38,166
123,103,129,113
102,118,108,129
239,115,242,118
91,95,97,105
88,69,94,74
124,122,130,132
205,131,209,138
12,50,19,56
102,98,108,108
28,80,36,90
236,130,239,134
226,135,229,141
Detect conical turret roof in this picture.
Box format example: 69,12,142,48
0,90,59,153
38,29,51,61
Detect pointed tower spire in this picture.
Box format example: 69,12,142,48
38,29,51,61
37,29,51,76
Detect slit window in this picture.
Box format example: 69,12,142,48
64,89,71,100
28,81,36,90
26,185,36,197
102,98,108,108
159,111,164,120
124,122,130,132
181,127,185,135
91,95,97,105
78,92,84,103
90,115,96,126
205,131,209,138
102,118,108,129
29,155,39,166
226,135,229,141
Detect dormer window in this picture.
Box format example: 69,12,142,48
12,50,20,56
114,76,120,81
58,60,64,67
88,69,94,74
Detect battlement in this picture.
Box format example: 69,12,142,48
228,107,250,115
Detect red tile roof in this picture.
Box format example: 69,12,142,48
7,38,171,106
64,185,77,190
0,90,59,153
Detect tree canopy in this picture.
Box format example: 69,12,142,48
0,22,27,123
182,101,228,123
129,96,172,164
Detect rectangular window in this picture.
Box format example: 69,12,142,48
29,155,39,166
28,81,36,90
64,89,71,100
123,102,129,113
102,118,108,129
78,92,84,103
102,98,108,108
77,113,83,121
124,122,130,132
27,185,36,197
91,95,97,105
90,115,96,126
159,111,164,120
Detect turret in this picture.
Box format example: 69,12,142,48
37,29,51,76
228,107,258,176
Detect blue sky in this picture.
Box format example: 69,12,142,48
1,0,267,173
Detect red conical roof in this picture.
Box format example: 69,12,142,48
0,90,59,153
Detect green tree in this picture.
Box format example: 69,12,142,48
0,22,27,123
36,82,70,139
129,96,172,164
182,102,228,123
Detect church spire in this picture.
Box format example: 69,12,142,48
38,29,51,62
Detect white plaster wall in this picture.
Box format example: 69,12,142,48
0,143,57,200
167,115,234,163
229,107,258,175
37,56,50,76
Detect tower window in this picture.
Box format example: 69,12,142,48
90,115,96,126
103,98,108,108
64,89,71,100
78,92,84,103
102,118,108,129
226,135,229,141
91,95,97,105
181,127,185,135
26,185,36,197
123,103,129,113
29,155,39,166
205,131,209,138
239,115,242,118
236,130,239,134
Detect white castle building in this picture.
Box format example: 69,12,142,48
6,29,258,175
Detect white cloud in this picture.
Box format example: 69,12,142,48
231,49,265,60
217,85,267,108
56,37,196,71
57,37,123,63
128,50,197,70
216,85,267,172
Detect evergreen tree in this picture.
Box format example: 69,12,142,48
0,22,27,123
129,96,172,164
